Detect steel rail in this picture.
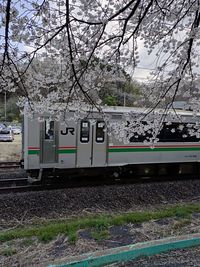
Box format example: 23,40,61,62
0,184,42,194
0,177,28,185
0,173,199,194
0,161,20,169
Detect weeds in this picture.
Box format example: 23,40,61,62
0,204,199,244
91,228,110,241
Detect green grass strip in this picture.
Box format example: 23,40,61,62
0,204,200,243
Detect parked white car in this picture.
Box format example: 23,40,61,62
0,123,6,131
0,129,14,142
11,126,22,135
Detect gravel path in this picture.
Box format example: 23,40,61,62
0,178,200,226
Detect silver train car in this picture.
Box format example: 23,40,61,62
22,106,200,182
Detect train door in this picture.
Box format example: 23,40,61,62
40,119,58,164
92,121,107,166
76,120,107,167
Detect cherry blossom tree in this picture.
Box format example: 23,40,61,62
0,0,200,142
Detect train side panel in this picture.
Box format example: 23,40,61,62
108,138,200,166
24,114,77,170
107,116,200,166
24,115,40,170
23,108,200,174
108,135,161,166
58,118,76,169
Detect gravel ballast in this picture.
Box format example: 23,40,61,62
0,178,200,225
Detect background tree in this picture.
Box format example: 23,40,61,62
0,0,200,141
0,94,21,122
100,79,142,106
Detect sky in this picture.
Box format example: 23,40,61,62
126,39,157,82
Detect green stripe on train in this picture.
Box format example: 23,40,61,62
28,147,200,155
28,150,40,155
108,147,200,153
58,149,76,154
28,150,76,154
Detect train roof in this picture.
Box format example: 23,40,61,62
24,102,199,118
101,106,198,117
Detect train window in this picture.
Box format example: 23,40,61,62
96,121,105,143
158,123,182,142
112,114,122,120
45,120,54,140
129,122,200,143
157,123,200,142
80,121,90,143
129,133,146,142
179,124,200,142
129,122,151,142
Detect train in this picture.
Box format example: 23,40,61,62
22,105,200,183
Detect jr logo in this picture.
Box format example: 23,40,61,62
61,127,75,135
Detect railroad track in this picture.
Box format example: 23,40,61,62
0,177,42,194
0,175,141,194
0,177,28,187
0,171,198,194
0,161,21,169
0,177,41,193
0,185,42,194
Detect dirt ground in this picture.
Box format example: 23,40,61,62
0,135,22,162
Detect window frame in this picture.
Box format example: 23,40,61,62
80,120,90,143
96,121,105,143
44,119,55,141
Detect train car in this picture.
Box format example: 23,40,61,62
22,106,200,183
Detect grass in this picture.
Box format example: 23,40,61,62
91,228,110,241
0,203,199,244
